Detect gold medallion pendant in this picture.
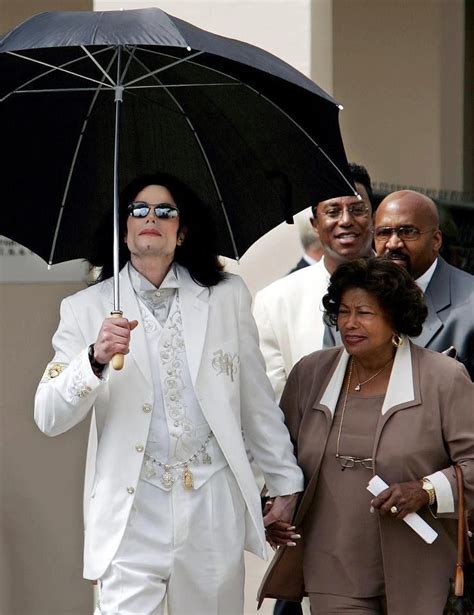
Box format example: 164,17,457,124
183,465,194,490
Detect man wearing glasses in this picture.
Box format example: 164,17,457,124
253,163,374,403
374,189,473,379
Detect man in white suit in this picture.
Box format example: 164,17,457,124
34,173,303,615
253,164,374,402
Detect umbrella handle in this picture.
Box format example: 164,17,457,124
110,311,125,370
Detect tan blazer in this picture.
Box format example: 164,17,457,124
258,341,474,615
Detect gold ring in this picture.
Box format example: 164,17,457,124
390,505,398,514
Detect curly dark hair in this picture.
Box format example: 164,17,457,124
88,172,226,287
322,257,427,337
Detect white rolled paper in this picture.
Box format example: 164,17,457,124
367,475,438,544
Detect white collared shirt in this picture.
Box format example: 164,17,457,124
415,258,438,294
302,253,318,266
128,262,178,327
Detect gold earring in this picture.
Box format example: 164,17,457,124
392,334,403,348
177,235,184,246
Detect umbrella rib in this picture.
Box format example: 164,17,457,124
120,45,137,84
80,45,116,86
123,50,204,87
243,84,357,196
13,87,119,94
127,82,240,90
128,51,240,260
5,50,116,91
135,49,355,196
12,83,236,96
0,47,114,103
48,52,119,266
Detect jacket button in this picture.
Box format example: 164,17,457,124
142,403,151,413
127,487,135,494
135,445,144,453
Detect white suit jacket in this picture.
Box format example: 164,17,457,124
34,264,303,580
252,259,330,400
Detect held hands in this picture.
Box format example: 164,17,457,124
263,494,300,550
371,479,429,519
93,317,139,365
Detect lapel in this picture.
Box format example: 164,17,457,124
373,340,422,456
175,265,209,385
102,265,153,385
314,349,350,418
313,340,420,419
412,258,450,348
380,337,418,415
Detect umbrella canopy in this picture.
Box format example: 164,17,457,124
0,8,352,266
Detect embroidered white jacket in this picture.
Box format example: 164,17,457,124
34,264,303,580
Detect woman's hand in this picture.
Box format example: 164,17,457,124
263,496,301,549
371,479,429,519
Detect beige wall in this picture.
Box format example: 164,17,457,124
0,0,92,32
332,0,465,191
0,283,92,615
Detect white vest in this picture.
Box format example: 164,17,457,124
138,293,227,491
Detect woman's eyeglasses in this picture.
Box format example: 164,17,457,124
335,454,373,471
128,202,179,219
373,226,435,241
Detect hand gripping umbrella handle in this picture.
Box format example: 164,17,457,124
110,311,124,370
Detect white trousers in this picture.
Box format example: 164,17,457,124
95,466,247,615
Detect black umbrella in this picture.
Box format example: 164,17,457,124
0,8,353,305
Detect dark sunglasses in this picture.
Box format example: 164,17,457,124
128,202,179,219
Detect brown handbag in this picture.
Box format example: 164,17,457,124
443,464,474,615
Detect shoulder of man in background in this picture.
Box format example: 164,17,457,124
287,256,311,276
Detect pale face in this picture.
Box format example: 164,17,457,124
311,182,373,271
125,184,180,264
337,288,395,361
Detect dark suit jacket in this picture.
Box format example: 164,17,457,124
412,257,474,379
287,257,310,276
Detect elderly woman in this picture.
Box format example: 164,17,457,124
260,257,474,615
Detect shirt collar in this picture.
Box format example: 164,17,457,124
128,261,179,296
415,258,438,293
302,253,318,266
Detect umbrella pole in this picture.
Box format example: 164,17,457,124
111,46,125,370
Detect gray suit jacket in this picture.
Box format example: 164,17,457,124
412,257,474,379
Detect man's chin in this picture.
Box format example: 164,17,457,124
384,255,412,274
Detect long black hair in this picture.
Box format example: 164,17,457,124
88,172,226,287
